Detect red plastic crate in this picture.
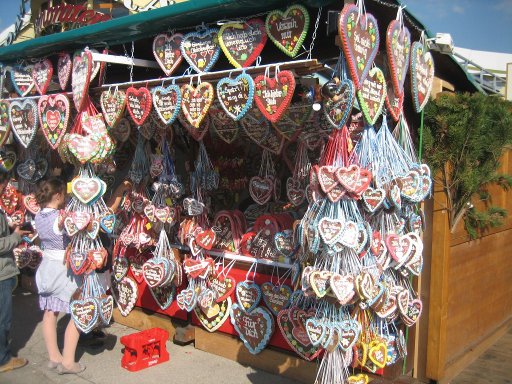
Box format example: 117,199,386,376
120,328,169,371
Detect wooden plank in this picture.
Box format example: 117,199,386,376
425,189,451,380
194,327,317,384
112,307,189,341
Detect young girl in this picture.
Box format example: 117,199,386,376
34,178,85,375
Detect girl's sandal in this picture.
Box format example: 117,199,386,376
57,362,86,375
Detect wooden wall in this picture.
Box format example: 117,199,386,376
424,149,512,383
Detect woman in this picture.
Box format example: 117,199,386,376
34,178,85,375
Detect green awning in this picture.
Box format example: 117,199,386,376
0,0,335,63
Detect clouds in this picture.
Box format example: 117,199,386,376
493,0,512,18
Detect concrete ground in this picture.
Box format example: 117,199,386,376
2,288,298,384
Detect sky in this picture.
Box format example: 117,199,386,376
0,0,511,53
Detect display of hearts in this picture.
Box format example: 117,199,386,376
32,58,53,95
38,94,70,149
266,5,309,57
0,101,10,147
71,50,93,112
323,78,355,129
10,65,35,96
180,82,214,128
410,41,435,113
338,4,380,89
8,99,38,148
152,85,181,125
114,276,138,317
277,307,320,361
194,296,232,333
253,70,296,123
57,53,72,90
126,86,152,126
181,29,220,73
70,298,99,333
231,304,274,354
100,90,126,128
216,73,255,121
357,66,386,125
218,18,267,68
386,20,411,94
153,33,184,76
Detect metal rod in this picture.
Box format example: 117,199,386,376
90,52,161,69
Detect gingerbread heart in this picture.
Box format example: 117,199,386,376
149,284,176,310
209,274,236,303
57,53,72,90
209,101,240,144
181,29,220,73
277,308,320,361
386,20,411,94
100,89,126,128
181,82,214,128
249,176,274,205
114,276,138,317
0,101,10,147
219,18,267,68
32,59,53,95
230,304,274,354
38,94,70,149
126,86,152,126
216,73,255,121
70,298,99,333
152,85,181,125
67,133,102,164
71,177,103,205
338,4,380,89
356,66,386,125
71,50,92,112
253,70,295,123
9,99,38,148
236,281,261,313
194,297,231,332
266,5,309,57
10,65,35,96
323,78,356,129
261,282,292,316
153,33,184,76
410,41,435,113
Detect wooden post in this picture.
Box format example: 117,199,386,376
425,180,451,380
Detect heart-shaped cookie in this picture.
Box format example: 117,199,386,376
216,73,254,121
249,176,274,205
323,78,355,129
194,296,232,332
410,41,435,113
253,70,295,123
153,33,184,76
9,99,38,148
126,86,152,126
0,101,11,147
230,304,274,354
32,58,53,95
149,284,176,310
100,89,126,129
236,281,261,313
152,85,181,125
219,18,267,68
57,53,72,90
38,94,70,149
261,282,292,316
10,65,35,96
70,298,99,333
356,66,386,125
386,20,411,94
113,276,138,317
209,101,240,144
266,5,309,57
181,82,214,128
338,4,380,89
71,50,93,112
181,29,220,73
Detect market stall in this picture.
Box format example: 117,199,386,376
0,0,439,382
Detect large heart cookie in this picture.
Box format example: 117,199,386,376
9,99,38,148
153,33,184,76
216,73,254,121
32,58,53,95
181,29,220,73
410,41,435,113
57,53,72,90
386,20,411,94
219,18,267,68
100,89,126,128
38,94,70,149
231,304,274,354
126,86,152,126
152,85,181,125
266,5,309,57
181,82,214,128
10,65,35,96
356,66,386,125
71,50,92,112
253,70,295,123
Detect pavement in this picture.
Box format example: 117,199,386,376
1,287,298,384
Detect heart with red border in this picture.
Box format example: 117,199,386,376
152,85,181,125
0,100,11,147
230,304,274,354
254,70,295,123
219,18,267,68
362,187,386,213
23,194,40,215
385,80,404,122
195,228,216,250
100,90,126,128
356,67,387,125
180,82,214,128
249,176,274,205
336,165,371,194
209,101,240,144
277,308,320,361
153,33,184,76
265,5,310,58
128,252,147,284
194,296,231,332
126,86,152,126
57,53,72,90
338,4,380,90
261,282,292,316
386,20,411,94
10,65,35,96
114,276,138,317
32,59,53,96
385,234,412,264
38,94,70,149
410,41,435,113
181,29,220,73
9,99,38,148
176,287,198,312
208,274,236,303
317,166,339,193
323,78,356,129
71,50,92,112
